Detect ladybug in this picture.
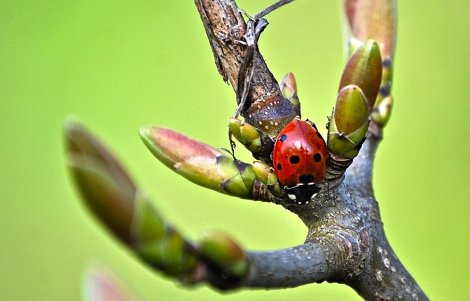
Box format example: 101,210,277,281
272,118,328,205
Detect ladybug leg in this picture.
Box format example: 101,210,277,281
280,72,301,116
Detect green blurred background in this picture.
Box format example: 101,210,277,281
1,0,469,300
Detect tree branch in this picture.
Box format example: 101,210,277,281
245,242,331,288
338,177,427,300
194,0,281,105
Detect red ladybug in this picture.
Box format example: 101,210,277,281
272,118,328,205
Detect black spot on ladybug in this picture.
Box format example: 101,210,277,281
313,153,322,162
316,131,322,139
298,174,314,184
279,134,287,142
289,155,300,164
311,123,318,130
277,163,282,170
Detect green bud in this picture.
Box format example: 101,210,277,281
371,95,393,127
66,120,199,279
239,123,261,151
335,85,369,134
252,161,281,195
198,230,248,279
229,117,277,164
229,117,262,153
228,117,243,142
140,127,257,199
131,194,197,276
328,85,370,158
339,40,382,109
140,127,221,170
216,156,256,197
68,161,135,244
343,0,397,127
280,72,299,107
65,119,136,244
131,196,165,244
252,161,270,184
137,227,197,276
140,126,225,191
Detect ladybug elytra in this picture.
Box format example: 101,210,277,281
272,118,328,205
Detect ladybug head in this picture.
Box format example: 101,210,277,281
285,183,321,205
